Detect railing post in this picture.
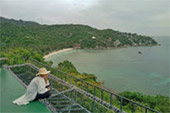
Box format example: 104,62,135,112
94,86,96,96
57,70,59,77
75,90,77,102
65,74,67,82
61,83,63,91
15,57,18,64
69,76,72,84
87,82,89,92
60,73,64,90
61,72,63,80
70,89,73,100
101,89,104,101
120,98,123,112
75,79,77,86
74,79,77,102
110,93,112,107
92,100,95,113
145,108,147,113
50,79,53,88
132,103,135,113
81,80,83,89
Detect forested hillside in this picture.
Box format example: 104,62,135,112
0,17,157,55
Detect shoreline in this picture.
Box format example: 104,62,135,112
43,44,160,59
43,48,74,59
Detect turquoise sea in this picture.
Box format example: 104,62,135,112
46,36,170,96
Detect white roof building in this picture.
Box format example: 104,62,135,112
92,36,96,39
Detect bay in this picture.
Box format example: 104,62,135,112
46,36,170,96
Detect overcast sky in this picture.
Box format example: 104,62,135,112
0,0,169,36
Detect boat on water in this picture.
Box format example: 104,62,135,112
138,51,142,54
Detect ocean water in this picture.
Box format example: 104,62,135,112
46,36,170,96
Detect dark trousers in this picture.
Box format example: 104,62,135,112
33,91,51,101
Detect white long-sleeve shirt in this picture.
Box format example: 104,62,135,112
13,76,49,105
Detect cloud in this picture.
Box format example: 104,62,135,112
0,0,169,36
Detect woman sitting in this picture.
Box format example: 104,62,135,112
13,68,51,105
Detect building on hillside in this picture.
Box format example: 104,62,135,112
74,44,81,49
92,36,96,39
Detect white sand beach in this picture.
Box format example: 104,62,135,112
43,48,73,59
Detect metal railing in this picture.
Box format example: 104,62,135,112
28,58,160,113
28,62,117,113
0,57,7,67
6,63,91,113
